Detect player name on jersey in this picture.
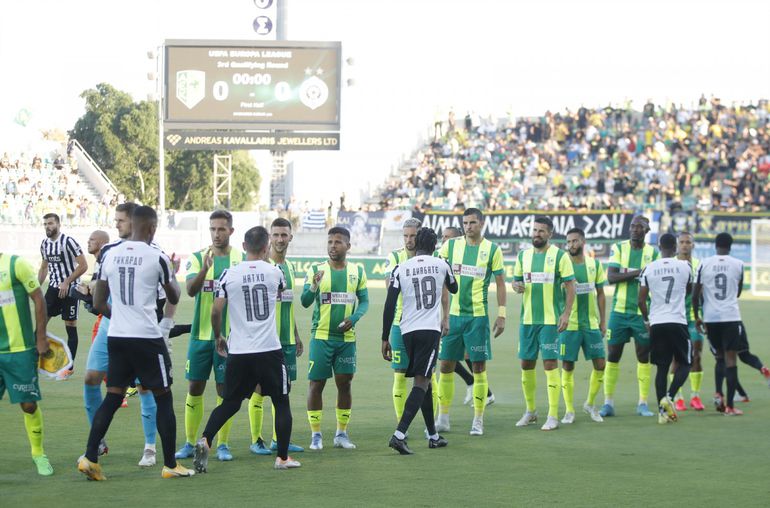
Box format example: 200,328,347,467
403,265,441,276
241,273,267,283
112,255,145,266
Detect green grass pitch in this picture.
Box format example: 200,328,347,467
3,289,769,507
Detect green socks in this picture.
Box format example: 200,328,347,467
545,369,560,418
472,371,488,418
604,361,620,399
336,407,351,433
216,396,233,446
522,369,537,412
248,393,264,443
690,371,703,395
637,362,651,403
587,369,604,406
392,372,407,422
24,407,44,457
307,410,323,433
439,372,455,414
184,394,204,445
561,369,575,414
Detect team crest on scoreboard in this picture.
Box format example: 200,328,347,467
176,70,206,110
299,75,329,110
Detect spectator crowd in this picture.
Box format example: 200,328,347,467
0,150,118,226
379,96,770,214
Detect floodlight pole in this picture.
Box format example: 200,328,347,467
270,0,289,210
158,46,166,215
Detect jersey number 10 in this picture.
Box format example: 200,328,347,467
242,284,269,321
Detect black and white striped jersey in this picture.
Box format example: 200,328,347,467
40,233,83,288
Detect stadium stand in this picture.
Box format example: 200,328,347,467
377,97,770,214
0,147,119,226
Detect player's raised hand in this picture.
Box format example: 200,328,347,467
382,340,392,361
202,248,214,271
312,270,324,287
493,317,505,338
170,253,181,274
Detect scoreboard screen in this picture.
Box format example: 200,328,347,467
164,40,341,131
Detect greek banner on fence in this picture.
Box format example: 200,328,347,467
411,210,633,242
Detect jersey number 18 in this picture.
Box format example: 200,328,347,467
411,276,437,310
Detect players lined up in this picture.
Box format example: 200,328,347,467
1,205,766,478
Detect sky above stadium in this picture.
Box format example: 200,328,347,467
1,0,768,208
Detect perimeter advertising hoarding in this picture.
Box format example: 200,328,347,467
412,210,633,242
163,131,339,150
164,40,341,131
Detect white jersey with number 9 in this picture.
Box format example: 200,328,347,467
697,255,743,323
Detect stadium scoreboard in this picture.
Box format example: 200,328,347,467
164,40,341,131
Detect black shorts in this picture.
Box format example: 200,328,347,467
156,298,166,323
650,323,692,366
223,349,290,401
706,321,748,353
45,286,79,321
106,337,173,390
402,329,441,378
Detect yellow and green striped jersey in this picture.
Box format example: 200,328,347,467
513,245,575,325
439,237,504,317
272,258,296,345
385,248,410,325
683,256,699,322
187,247,245,341
607,241,659,315
305,261,368,342
0,254,40,353
566,257,607,331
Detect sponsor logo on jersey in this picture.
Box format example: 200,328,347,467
0,290,16,306
320,292,356,305
575,283,595,295
524,272,555,284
